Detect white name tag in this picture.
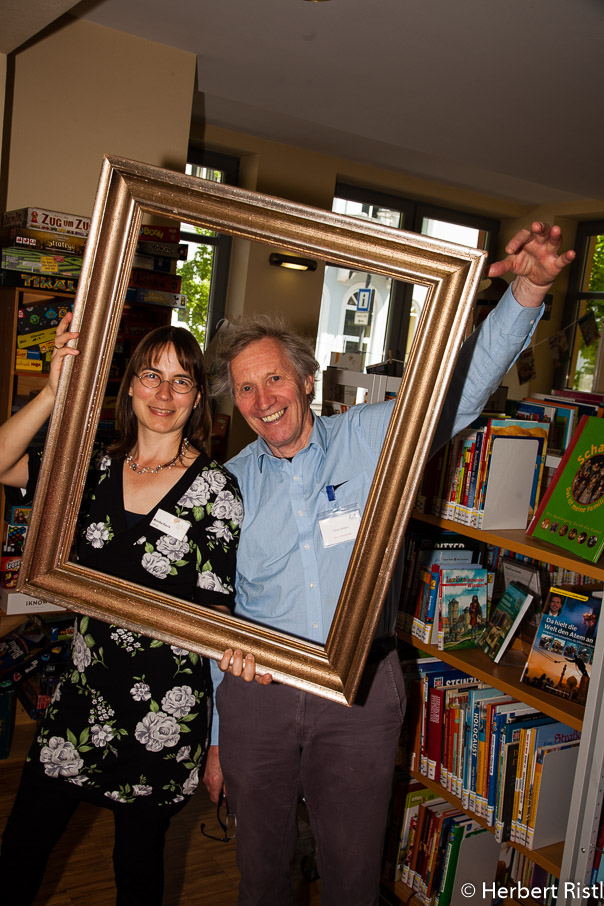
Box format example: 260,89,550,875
318,507,361,548
150,508,191,541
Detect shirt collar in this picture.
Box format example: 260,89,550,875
254,411,327,472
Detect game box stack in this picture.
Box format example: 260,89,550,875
126,222,188,312
0,206,91,376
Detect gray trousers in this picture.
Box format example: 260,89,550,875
217,649,406,906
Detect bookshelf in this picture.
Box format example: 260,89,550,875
324,367,604,905
390,510,604,906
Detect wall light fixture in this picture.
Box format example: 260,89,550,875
269,252,318,271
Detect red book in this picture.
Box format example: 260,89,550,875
426,686,446,782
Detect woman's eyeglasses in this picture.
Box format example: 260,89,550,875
135,371,196,394
200,790,236,843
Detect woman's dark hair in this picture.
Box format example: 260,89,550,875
109,326,212,457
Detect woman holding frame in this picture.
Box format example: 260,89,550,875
0,313,242,905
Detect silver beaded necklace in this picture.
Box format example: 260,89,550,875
125,437,190,474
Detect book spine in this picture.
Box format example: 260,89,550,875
427,687,445,782
511,728,530,843
468,703,481,812
526,417,586,533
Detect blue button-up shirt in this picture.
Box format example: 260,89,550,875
211,287,543,740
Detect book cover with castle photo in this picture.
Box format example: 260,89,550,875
520,586,601,706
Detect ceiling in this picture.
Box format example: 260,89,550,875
3,0,604,208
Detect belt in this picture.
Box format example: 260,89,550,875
366,635,397,663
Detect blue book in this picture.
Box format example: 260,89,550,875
462,686,500,812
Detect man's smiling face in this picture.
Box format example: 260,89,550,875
231,337,314,459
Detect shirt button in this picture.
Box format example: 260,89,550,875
310,582,316,589
312,622,318,630
304,544,310,551
298,510,304,516
293,475,299,481
529,319,535,325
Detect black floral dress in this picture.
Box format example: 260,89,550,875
25,448,242,810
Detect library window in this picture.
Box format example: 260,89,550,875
314,184,499,405
176,149,239,348
563,221,604,393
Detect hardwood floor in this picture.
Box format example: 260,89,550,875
0,760,322,906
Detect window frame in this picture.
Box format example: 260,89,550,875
332,183,500,361
561,219,604,392
182,146,239,347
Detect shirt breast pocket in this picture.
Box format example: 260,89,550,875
324,470,370,510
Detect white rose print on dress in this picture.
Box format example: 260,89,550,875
91,724,115,747
207,520,234,545
141,550,172,580
94,453,111,472
133,784,153,797
135,711,181,752
182,767,200,795
211,490,243,525
197,570,232,594
156,534,190,561
204,469,228,494
177,476,212,509
85,518,114,549
40,737,85,778
161,685,196,719
130,681,151,702
72,627,92,672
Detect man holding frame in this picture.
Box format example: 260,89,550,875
204,223,574,905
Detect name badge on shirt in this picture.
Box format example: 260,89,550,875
150,508,191,541
318,505,361,548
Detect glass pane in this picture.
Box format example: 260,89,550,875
421,217,481,248
332,197,404,229
315,267,394,404
405,217,483,353
314,198,404,407
570,234,604,392
174,164,227,345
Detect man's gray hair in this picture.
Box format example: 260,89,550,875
210,314,320,403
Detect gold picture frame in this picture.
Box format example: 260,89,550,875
18,154,487,705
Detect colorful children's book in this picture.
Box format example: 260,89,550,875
520,586,601,706
477,581,535,663
527,415,604,563
438,566,488,651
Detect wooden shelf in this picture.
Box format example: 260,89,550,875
380,877,422,905
15,372,48,396
398,631,584,732
411,511,604,585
